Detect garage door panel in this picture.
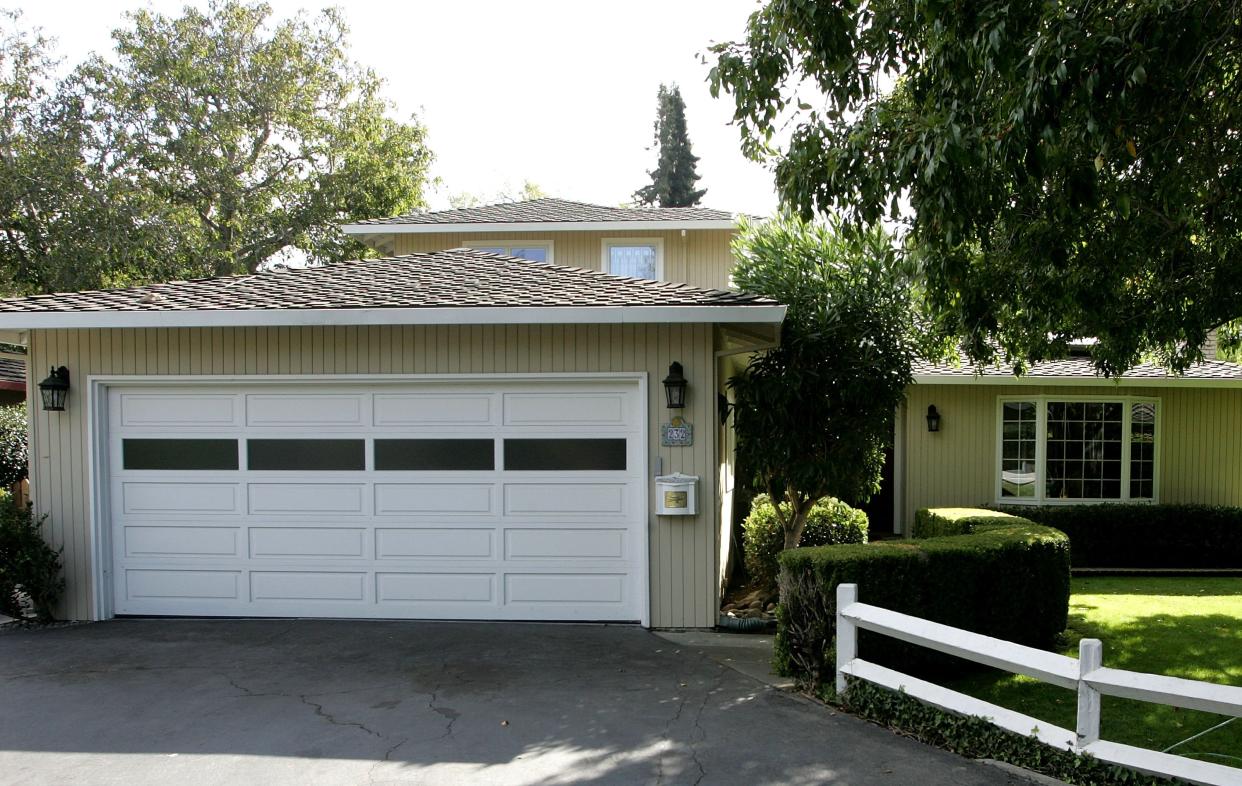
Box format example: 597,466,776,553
505,573,626,604
505,528,625,560
250,571,366,601
248,483,365,514
374,483,494,515
376,572,494,603
504,483,627,515
249,527,365,558
125,525,239,557
109,381,644,622
126,569,241,600
122,482,241,515
246,394,365,426
374,393,494,426
375,528,493,558
117,393,240,428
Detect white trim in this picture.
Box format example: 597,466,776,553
601,237,666,281
343,219,737,234
462,239,555,265
0,304,786,330
914,373,1242,389
994,395,1161,506
86,372,653,628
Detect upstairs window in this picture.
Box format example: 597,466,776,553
602,239,663,281
464,241,552,263
997,397,1159,503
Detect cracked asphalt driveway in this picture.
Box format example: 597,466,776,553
0,620,1018,785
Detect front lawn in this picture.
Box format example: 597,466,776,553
948,577,1242,764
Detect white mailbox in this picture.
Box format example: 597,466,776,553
655,473,698,516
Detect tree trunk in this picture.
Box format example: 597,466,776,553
782,503,812,550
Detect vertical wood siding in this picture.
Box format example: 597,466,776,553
29,324,720,628
393,229,737,292
900,383,1242,528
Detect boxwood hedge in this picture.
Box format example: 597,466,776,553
995,503,1242,569
774,508,1070,688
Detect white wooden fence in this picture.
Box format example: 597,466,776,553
834,584,1242,786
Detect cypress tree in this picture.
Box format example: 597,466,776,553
633,84,706,207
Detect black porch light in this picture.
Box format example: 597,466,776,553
38,366,70,412
926,404,941,433
662,362,687,409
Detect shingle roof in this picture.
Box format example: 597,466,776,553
348,198,738,227
0,249,775,314
914,354,1242,382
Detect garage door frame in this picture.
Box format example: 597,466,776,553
84,372,650,625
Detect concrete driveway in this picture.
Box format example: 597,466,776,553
0,620,1018,785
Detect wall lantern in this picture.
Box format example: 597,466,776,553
926,404,941,433
38,366,70,412
662,362,688,409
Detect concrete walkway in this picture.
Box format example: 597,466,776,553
0,620,1021,785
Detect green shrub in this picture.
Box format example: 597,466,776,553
0,403,28,488
742,493,868,586
995,503,1242,568
0,501,63,622
775,508,1070,689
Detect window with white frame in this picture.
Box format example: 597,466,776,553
998,397,1159,503
602,239,663,281
463,241,552,264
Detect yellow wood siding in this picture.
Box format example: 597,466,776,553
393,229,736,291
900,383,1242,528
29,325,720,628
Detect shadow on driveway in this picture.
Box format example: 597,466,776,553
0,619,1017,785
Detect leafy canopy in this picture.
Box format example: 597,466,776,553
730,215,917,548
710,1,1242,374
0,2,432,293
633,83,706,208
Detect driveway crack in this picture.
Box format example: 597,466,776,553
299,694,382,738
687,666,724,786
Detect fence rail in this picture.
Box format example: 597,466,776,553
834,583,1242,786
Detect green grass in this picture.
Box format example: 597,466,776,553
948,577,1242,765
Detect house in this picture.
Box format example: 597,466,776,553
0,199,782,628
893,351,1242,533
0,355,25,406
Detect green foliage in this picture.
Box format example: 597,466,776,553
841,680,1168,786
996,504,1242,569
0,500,62,622
729,214,918,549
742,493,868,587
775,509,1070,688
633,83,706,207
0,404,27,488
0,2,432,294
709,1,1242,374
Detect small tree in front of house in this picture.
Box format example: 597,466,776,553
633,83,706,207
730,215,918,549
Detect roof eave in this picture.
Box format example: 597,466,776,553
912,373,1242,389
341,219,739,235
0,304,786,330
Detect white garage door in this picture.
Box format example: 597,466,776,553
104,379,647,622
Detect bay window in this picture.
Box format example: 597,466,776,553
997,397,1159,503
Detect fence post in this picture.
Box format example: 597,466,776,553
1076,638,1103,751
835,583,858,696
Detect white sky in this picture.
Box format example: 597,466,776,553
9,0,780,216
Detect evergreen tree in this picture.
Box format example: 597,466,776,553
633,84,706,207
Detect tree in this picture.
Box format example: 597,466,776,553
729,214,918,549
0,2,433,293
633,83,706,207
710,1,1242,374
449,179,547,209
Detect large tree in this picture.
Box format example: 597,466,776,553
633,83,707,207
730,214,918,549
0,2,432,294
710,1,1242,374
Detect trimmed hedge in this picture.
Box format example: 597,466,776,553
741,493,868,586
995,503,1242,568
775,508,1070,688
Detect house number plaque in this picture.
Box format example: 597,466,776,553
661,417,693,447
